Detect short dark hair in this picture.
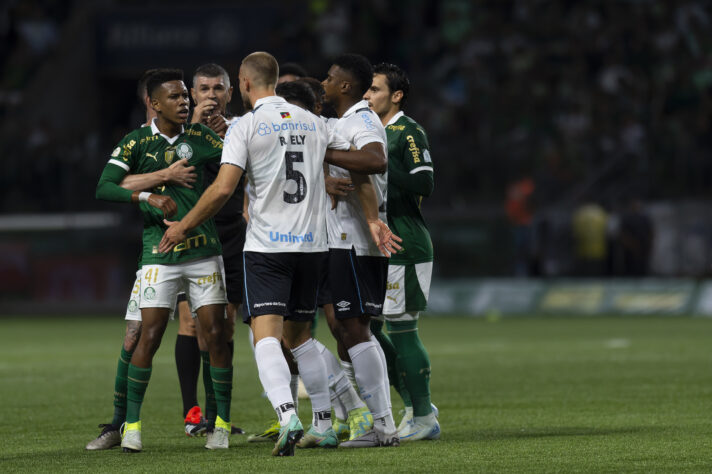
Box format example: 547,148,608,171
333,53,373,97
146,69,184,99
279,62,307,78
373,63,410,109
193,63,230,88
298,77,325,104
276,81,316,113
137,68,159,105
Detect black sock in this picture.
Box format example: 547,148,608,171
175,334,201,418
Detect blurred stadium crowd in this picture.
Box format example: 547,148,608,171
1,0,712,277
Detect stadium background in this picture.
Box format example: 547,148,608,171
2,0,712,316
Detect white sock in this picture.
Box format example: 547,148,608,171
254,337,296,426
291,339,331,432
348,341,390,420
313,339,366,415
370,334,392,408
340,360,357,388
289,374,299,411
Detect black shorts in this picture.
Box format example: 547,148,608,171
328,247,388,319
242,251,327,323
216,217,247,305
316,253,332,307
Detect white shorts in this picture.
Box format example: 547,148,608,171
138,256,227,315
124,270,178,321
381,262,432,320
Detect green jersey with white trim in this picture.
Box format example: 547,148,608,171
97,121,224,265
385,113,434,264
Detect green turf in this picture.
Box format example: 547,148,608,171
0,315,711,472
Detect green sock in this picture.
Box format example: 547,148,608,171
111,347,133,426
387,320,431,417
371,319,411,406
201,351,217,422
210,366,233,424
126,364,152,424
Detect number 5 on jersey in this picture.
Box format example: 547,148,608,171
284,151,306,204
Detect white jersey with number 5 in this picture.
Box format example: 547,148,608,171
221,95,348,253
326,100,388,257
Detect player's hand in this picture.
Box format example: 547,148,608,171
326,175,353,196
164,158,196,188
148,194,177,218
159,219,186,253
191,99,218,124
325,175,353,210
207,114,229,138
367,218,403,257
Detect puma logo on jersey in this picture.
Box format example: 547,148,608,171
146,152,157,161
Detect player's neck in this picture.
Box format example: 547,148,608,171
379,107,400,127
155,116,183,137
335,97,359,118
249,88,275,108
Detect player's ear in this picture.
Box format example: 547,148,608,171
392,90,404,107
190,88,198,104
150,96,160,112
226,86,233,103
340,80,351,95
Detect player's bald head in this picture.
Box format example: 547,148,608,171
241,52,279,89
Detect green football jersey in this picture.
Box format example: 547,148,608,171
97,122,224,265
385,113,434,264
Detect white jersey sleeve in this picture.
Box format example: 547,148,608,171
221,116,249,170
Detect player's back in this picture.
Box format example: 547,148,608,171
222,96,329,253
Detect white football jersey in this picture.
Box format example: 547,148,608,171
326,100,388,256
221,95,347,253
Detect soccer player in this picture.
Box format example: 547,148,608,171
364,63,439,441
320,53,401,448
85,69,198,451
96,69,233,452
159,52,399,455
173,63,246,436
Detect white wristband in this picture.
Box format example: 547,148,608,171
138,192,151,202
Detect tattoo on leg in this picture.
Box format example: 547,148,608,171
124,321,142,352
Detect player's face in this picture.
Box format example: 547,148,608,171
152,80,190,124
191,75,233,115
321,65,344,106
364,74,393,117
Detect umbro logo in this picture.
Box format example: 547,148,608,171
336,300,350,311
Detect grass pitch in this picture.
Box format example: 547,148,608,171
0,315,711,473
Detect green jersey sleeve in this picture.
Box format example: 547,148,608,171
390,122,434,197
95,133,140,202
400,123,433,174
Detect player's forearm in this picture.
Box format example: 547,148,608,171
389,167,434,197
325,146,386,174
119,170,167,191
96,166,133,202
180,183,230,233
351,172,379,221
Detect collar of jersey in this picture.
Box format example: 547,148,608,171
150,118,185,145
342,100,370,118
386,111,405,126
252,95,287,111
